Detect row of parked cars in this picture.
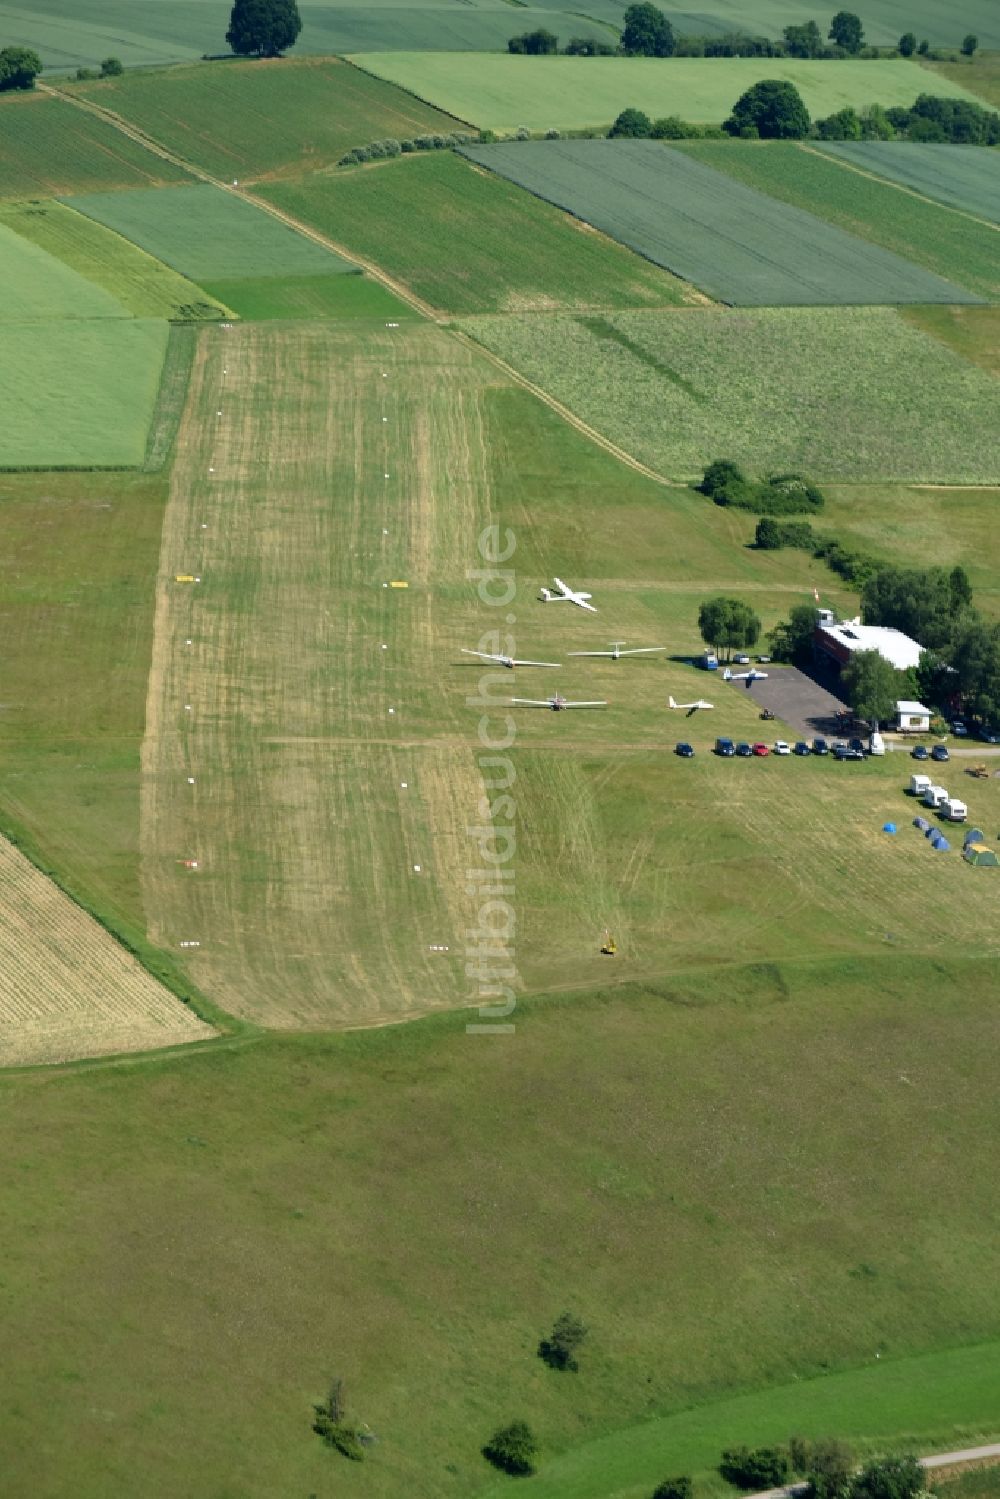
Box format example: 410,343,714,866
676,738,877,759
911,743,950,763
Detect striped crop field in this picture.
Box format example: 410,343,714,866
0,201,227,320
0,833,213,1066
818,141,1000,226
0,93,190,199
459,306,1000,483
348,54,979,132
673,141,1000,302
462,139,978,307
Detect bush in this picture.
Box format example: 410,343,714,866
650,115,701,138
483,1421,537,1476
538,1311,588,1371
724,78,811,139
478,128,498,144
699,458,745,500
313,1414,366,1460
816,106,862,139
544,128,561,138
609,107,653,138
75,67,100,81
848,1454,924,1499
564,36,617,55
652,1480,692,1499
100,55,124,75
720,1445,791,1490
514,126,531,140
755,517,815,550
699,462,824,517
508,27,558,54
898,31,916,56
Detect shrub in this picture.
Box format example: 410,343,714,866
848,1454,924,1499
720,1445,791,1490
313,1414,366,1460
508,27,558,54
962,34,978,57
816,106,863,140
564,35,617,55
724,79,810,139
75,66,100,81
538,1311,588,1371
478,128,498,144
650,115,701,138
100,55,124,75
483,1421,537,1476
413,133,435,150
652,1480,692,1499
544,128,561,138
609,107,653,138
755,517,815,550
698,462,824,516
897,32,916,56
514,126,531,140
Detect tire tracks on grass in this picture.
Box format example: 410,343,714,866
799,141,1000,236
42,81,679,489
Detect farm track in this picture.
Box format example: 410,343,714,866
42,82,679,487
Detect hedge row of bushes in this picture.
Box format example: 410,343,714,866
698,460,825,516
337,131,479,166
754,516,880,586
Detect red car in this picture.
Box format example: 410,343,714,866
752,742,770,757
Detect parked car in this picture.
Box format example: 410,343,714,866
912,743,929,760
735,741,752,757
793,741,811,756
774,740,791,755
952,721,968,737
833,743,861,760
752,742,770,757
676,742,695,758
757,655,771,664
812,737,829,755
849,737,866,755
715,737,735,757
978,725,1000,744
931,744,950,762
733,653,750,666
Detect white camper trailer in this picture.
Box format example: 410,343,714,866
910,773,932,797
943,797,968,822
923,784,949,810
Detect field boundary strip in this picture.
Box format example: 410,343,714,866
801,142,1000,235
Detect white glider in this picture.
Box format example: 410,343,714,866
568,641,664,660
462,649,560,669
539,577,597,613
511,694,606,711
668,695,714,712
723,666,769,684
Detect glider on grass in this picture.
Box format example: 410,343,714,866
539,577,597,613
568,641,664,660
668,695,714,713
511,694,607,711
461,649,560,669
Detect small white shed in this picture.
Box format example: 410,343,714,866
897,699,931,733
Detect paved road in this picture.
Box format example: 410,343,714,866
746,1442,1000,1498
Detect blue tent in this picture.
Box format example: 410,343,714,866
932,835,950,851
913,816,930,832
925,826,938,838
964,827,985,847
883,822,897,834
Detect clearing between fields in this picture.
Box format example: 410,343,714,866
348,54,979,132
0,831,212,1066
461,140,978,307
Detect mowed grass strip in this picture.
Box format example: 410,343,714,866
69,56,463,182
817,141,1000,226
1,964,999,1492
674,141,1000,302
348,53,978,131
460,307,1000,482
0,318,168,467
260,152,692,314
65,182,355,284
0,92,190,198
0,834,212,1066
0,200,228,320
462,139,978,306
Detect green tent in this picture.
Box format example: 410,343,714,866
963,842,999,867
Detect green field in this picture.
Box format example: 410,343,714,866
201,271,416,321
818,142,1000,226
349,54,978,131
461,139,978,307
903,304,1000,380
460,307,1000,483
2,216,126,320
673,142,1000,303
932,52,1000,110
0,93,190,199
0,200,227,319
261,152,692,315
70,57,462,182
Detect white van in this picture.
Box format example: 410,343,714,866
910,773,931,797
943,798,968,822
869,731,885,757
923,784,949,809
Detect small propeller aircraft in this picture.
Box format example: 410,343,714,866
539,577,597,613
723,666,769,685
567,641,664,660
668,695,714,713
461,649,560,669
511,694,607,711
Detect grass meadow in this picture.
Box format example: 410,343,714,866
261,152,692,314
673,142,1000,302
1,966,998,1496
0,201,227,320
461,308,1000,483
902,305,1000,380
0,93,190,198
462,140,977,306
817,142,1000,227
70,57,462,181
348,54,978,132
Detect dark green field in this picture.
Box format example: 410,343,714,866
0,93,190,198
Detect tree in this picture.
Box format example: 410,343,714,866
841,650,903,726
897,31,916,56
962,33,979,57
100,55,124,75
817,106,862,139
609,106,653,137
860,104,895,139
508,27,558,53
483,1421,537,1476
723,79,810,139
861,564,975,651
698,597,762,658
805,1438,856,1499
848,1455,924,1499
828,10,864,53
652,1480,692,1499
621,3,675,57
538,1311,588,1371
226,0,302,57
783,21,823,58
0,46,42,90
720,1446,791,1489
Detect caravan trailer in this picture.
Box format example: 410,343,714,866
943,798,968,822
923,784,949,810
909,773,931,797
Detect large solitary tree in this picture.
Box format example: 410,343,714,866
829,9,864,52
621,3,675,56
0,46,42,90
723,79,811,138
698,597,762,658
226,0,302,57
